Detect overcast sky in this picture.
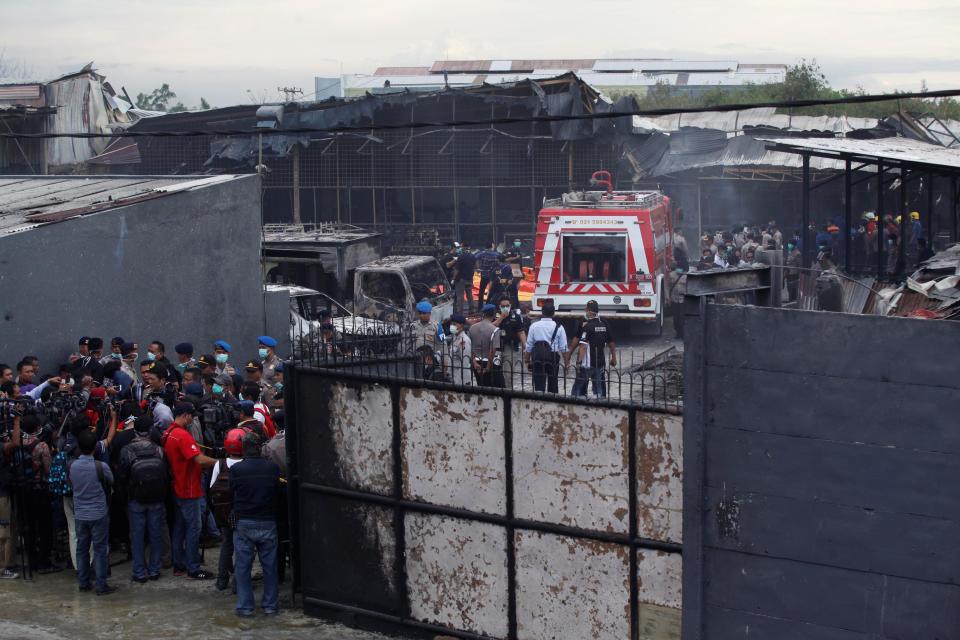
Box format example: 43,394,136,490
3,0,959,107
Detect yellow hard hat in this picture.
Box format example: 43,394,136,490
911,211,920,220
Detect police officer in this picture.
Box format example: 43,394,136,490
571,300,617,399
493,294,527,355
488,265,519,309
257,336,281,385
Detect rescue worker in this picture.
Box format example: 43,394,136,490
571,300,616,399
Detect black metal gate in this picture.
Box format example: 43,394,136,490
287,359,684,640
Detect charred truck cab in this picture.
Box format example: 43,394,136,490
354,255,453,324
532,178,673,330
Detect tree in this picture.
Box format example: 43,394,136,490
168,102,187,113
0,50,33,81
135,84,177,111
200,97,211,110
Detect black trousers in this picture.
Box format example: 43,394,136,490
532,357,559,393
19,487,53,570
477,276,492,309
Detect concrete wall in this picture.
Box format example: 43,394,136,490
0,175,274,370
683,302,960,639
292,372,683,639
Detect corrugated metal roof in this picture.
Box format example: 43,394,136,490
0,175,247,235
0,83,42,101
372,66,431,76
761,136,960,171
429,60,492,73
633,109,879,134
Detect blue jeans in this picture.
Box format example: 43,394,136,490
571,366,607,398
234,520,279,615
76,514,109,591
172,497,202,574
128,500,164,579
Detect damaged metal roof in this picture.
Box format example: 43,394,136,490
0,175,247,235
761,136,960,173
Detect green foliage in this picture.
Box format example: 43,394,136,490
607,59,960,121
134,85,214,112
135,83,177,111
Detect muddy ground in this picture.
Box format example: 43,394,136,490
0,545,397,640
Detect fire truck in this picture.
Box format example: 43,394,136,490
532,172,673,332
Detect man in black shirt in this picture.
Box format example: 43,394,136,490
571,300,616,398
231,432,281,616
449,244,476,315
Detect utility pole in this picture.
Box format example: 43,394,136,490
278,86,303,102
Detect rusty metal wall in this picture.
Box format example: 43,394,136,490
290,368,683,640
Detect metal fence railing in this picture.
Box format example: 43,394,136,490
291,326,682,412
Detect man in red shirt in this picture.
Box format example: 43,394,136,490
163,403,216,579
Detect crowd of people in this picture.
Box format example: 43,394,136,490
402,297,617,398
0,335,287,617
441,239,527,315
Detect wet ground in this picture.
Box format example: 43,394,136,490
0,546,396,640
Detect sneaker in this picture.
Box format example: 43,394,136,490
0,569,19,580
78,584,93,592
187,570,214,580
131,576,148,584
148,574,160,581
235,610,254,618
263,609,279,616
96,585,119,596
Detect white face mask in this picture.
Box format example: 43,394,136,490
452,325,462,334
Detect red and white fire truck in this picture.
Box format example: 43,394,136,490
532,172,673,331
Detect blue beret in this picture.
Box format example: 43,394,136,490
450,314,467,324
214,340,232,353
257,335,277,348
481,303,497,314
183,382,203,396
174,342,193,355
416,300,433,313
238,400,255,412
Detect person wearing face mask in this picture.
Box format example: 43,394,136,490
256,336,280,385
119,342,141,384
445,314,472,385
493,294,527,359
100,337,125,366
212,340,235,376
174,343,196,377
72,337,104,384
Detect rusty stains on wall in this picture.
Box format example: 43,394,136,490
515,530,630,640
405,513,508,638
636,413,684,544
513,399,630,533
400,388,506,515
327,382,393,494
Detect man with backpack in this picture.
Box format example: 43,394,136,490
524,302,568,393
119,415,167,583
69,429,116,595
209,428,245,592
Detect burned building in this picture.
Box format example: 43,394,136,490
125,74,633,249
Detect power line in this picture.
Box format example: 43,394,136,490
3,87,960,140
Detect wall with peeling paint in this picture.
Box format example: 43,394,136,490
291,370,683,640
683,303,960,640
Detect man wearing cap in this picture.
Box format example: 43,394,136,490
213,340,235,376
257,337,281,385
446,314,472,385
69,337,91,364
572,300,616,399
196,354,216,377
73,337,104,383
162,403,217,580
469,304,504,388
524,302,567,393
244,360,276,407
141,361,175,429
407,300,441,354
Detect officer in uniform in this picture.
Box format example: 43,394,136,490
571,300,617,398
257,336,281,385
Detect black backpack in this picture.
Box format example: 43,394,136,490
531,322,561,367
208,459,233,528
128,447,167,504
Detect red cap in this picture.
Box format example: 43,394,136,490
224,428,246,457
89,388,107,400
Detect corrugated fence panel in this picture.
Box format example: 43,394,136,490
636,413,683,544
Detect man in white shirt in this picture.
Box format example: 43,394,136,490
524,303,567,393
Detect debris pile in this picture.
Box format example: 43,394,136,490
875,244,960,319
